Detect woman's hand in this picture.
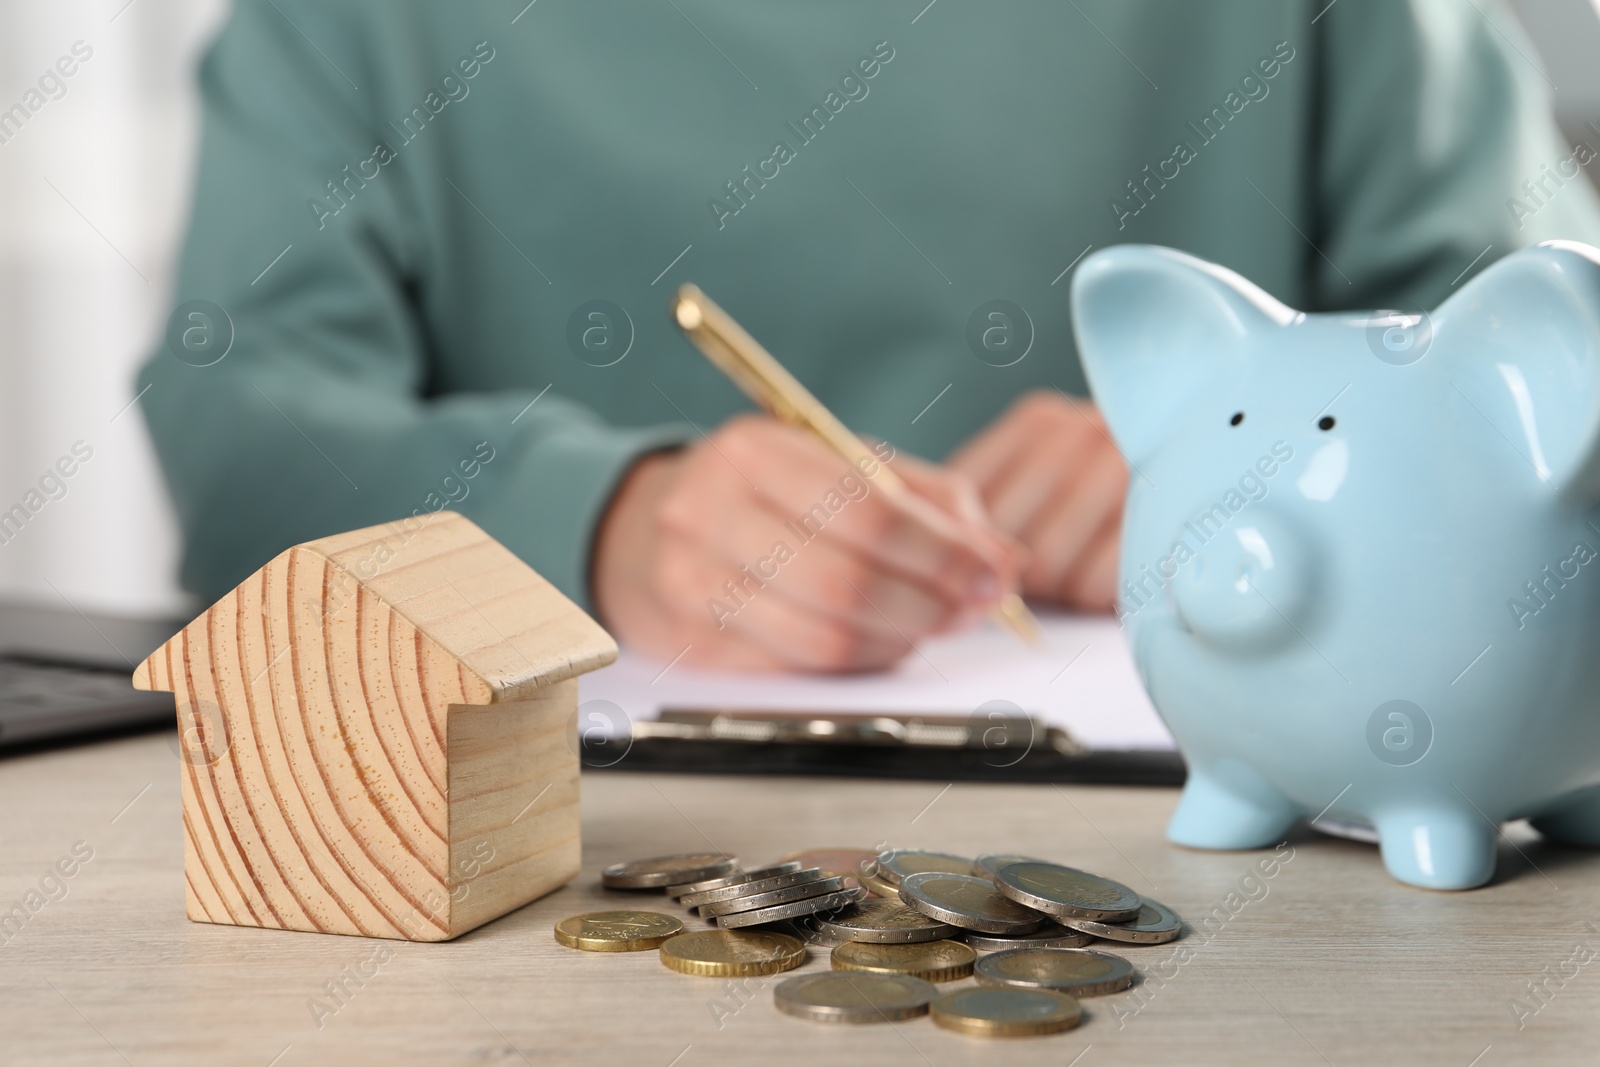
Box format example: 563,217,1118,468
948,391,1126,611
592,415,1020,672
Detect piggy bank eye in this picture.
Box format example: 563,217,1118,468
1318,415,1336,431
1229,412,1244,426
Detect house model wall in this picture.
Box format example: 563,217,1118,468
133,512,617,941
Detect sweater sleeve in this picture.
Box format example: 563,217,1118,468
1312,0,1600,310
137,0,688,609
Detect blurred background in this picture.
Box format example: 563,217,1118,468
1,0,1598,620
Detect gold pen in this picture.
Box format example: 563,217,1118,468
671,283,1042,646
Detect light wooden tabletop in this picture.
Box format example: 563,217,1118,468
4,732,1599,1066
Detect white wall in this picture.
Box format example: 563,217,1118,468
0,0,1592,621
0,0,225,618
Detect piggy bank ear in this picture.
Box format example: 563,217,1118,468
1071,245,1297,465
1436,241,1600,505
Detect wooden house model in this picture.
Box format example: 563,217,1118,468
132,511,616,941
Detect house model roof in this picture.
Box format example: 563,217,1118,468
133,511,617,703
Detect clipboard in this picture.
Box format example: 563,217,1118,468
577,612,1183,785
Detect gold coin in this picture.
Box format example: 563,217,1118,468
831,939,977,982
553,911,684,952
659,929,806,977
930,986,1083,1036
859,866,900,899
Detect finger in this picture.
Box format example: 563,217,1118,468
1059,517,1121,611
748,530,963,644
661,448,978,640
979,417,1100,536
679,639,789,671
737,429,1009,609
893,455,984,522
678,496,962,646
1021,447,1128,593
718,574,913,672
671,612,793,672
945,391,1058,486
615,579,793,672
654,528,913,672
890,459,1025,578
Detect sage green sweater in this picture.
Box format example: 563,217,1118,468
140,0,1600,609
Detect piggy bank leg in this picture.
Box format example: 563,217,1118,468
1372,808,1496,890
1530,784,1600,845
1167,765,1298,850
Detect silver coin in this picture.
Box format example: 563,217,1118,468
962,924,1096,952
992,861,1141,922
812,898,959,944
971,853,1047,878
667,861,803,899
700,875,846,918
1060,898,1183,944
975,947,1136,996
717,886,868,929
680,868,825,908
875,849,974,886
773,971,937,1024
779,916,851,948
600,853,737,889
898,871,1046,935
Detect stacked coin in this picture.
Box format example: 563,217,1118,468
684,868,834,915
560,846,1188,1040
594,851,869,934
667,860,802,899
779,848,878,886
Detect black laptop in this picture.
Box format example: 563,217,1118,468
0,600,180,749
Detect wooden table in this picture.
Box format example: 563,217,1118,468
4,733,1599,1066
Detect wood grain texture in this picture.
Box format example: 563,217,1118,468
8,736,1600,1066
130,512,607,941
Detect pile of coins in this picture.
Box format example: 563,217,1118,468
554,847,1184,1038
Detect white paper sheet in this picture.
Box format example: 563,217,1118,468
578,611,1175,751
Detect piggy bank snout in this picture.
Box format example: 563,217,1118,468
1169,511,1315,651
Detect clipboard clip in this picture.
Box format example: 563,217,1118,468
633,708,1088,757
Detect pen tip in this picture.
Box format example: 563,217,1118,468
998,594,1044,646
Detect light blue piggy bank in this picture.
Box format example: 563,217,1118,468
1072,241,1600,890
